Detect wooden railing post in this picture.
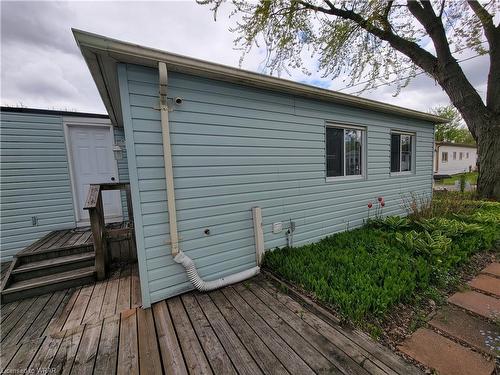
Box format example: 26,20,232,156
85,182,135,276
125,187,134,225
85,184,107,280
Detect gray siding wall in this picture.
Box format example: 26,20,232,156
1,111,130,261
118,64,435,307
0,112,76,261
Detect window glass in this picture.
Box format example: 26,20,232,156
442,152,448,162
453,152,457,160
326,127,344,177
345,129,362,176
391,132,413,173
459,152,463,160
390,134,401,172
401,135,412,171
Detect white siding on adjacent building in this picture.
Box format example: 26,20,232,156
435,144,477,175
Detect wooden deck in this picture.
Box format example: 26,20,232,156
17,228,94,256
0,264,421,374
17,222,131,257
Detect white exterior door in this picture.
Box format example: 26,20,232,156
68,125,122,224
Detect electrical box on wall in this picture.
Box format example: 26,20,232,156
272,222,283,234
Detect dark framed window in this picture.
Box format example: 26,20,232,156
326,125,364,178
442,152,448,162
390,132,414,173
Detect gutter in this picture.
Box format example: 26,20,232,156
72,29,449,126
158,62,260,291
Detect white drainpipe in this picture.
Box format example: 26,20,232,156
158,62,260,291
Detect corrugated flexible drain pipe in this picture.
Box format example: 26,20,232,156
174,252,260,292
158,62,260,291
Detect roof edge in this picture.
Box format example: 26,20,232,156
72,28,448,125
1,106,109,119
436,141,477,148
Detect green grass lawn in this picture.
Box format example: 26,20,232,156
437,172,478,185
262,195,500,323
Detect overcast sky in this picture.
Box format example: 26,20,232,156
1,1,490,114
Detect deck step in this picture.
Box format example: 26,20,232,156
16,243,94,263
1,266,95,303
11,252,95,281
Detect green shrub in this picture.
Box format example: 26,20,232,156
263,196,500,323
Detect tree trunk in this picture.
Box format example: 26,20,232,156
476,117,500,200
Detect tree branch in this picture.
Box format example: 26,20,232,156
438,0,446,18
468,0,500,112
468,0,497,45
380,0,394,31
296,0,438,73
295,0,490,135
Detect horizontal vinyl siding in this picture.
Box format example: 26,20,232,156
119,64,435,305
0,112,76,261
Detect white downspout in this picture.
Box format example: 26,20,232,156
158,62,260,291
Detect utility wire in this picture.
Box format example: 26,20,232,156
337,40,488,92
344,53,484,96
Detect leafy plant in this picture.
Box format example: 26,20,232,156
263,194,500,323
369,216,411,231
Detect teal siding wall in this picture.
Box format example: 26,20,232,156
0,112,76,261
118,63,435,306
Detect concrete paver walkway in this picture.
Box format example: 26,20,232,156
398,262,500,375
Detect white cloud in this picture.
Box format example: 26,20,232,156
0,1,489,115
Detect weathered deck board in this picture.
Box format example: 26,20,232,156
232,283,336,374
0,267,421,374
116,266,131,312
94,314,120,375
209,289,288,375
181,294,237,375
28,332,64,373
1,297,37,340
117,308,139,375
22,290,67,342
70,320,102,375
168,297,213,374
221,287,315,375
1,300,20,323
100,270,121,319
137,306,163,374
152,301,188,375
195,293,262,375
2,293,51,347
62,284,94,331
51,325,85,374
4,337,44,372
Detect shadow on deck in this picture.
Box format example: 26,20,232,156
0,264,421,375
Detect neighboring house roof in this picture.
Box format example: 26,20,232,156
1,106,109,119
72,29,448,128
435,141,477,149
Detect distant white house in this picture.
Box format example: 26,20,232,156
434,142,477,175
